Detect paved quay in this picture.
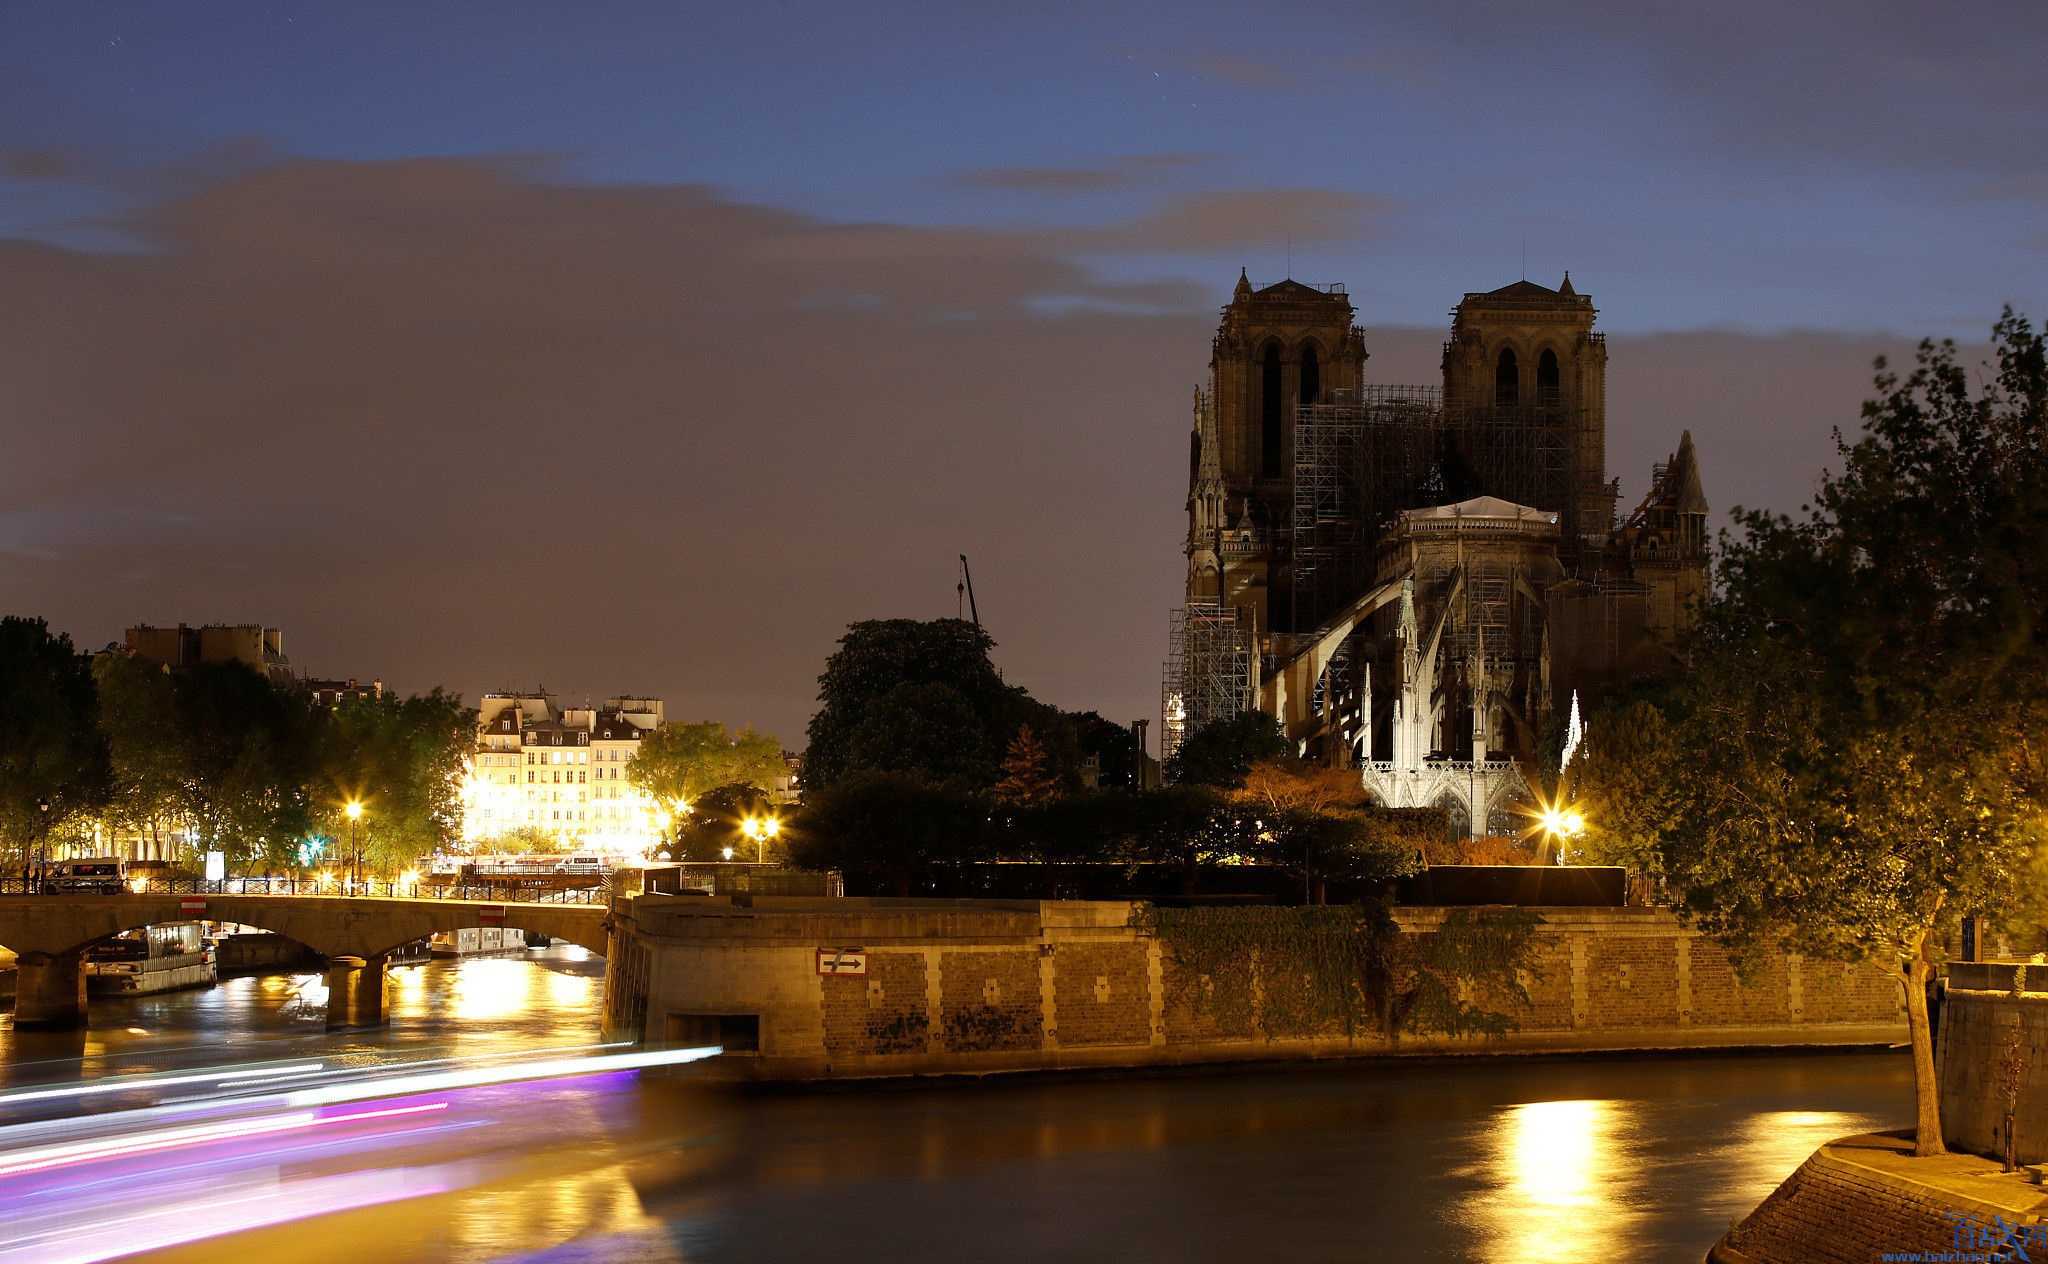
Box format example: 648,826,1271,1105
1714,1132,2048,1263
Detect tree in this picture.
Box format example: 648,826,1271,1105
1563,699,1682,877
671,782,772,862
1068,710,1144,790
1234,759,1418,901
787,771,991,896
840,681,999,788
0,618,110,874
1167,711,1289,787
314,690,473,876
804,619,1017,792
172,663,316,871
93,653,187,861
993,724,1060,808
628,721,784,809
1573,312,2048,1157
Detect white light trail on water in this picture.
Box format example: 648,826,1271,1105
0,1062,327,1108
284,1043,722,1107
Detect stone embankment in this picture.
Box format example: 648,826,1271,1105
1712,1133,2048,1263
605,896,1907,1079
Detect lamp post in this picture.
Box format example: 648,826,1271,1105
740,814,781,864
344,800,365,891
34,796,51,893
1536,805,1586,864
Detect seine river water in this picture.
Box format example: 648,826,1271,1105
0,949,1912,1263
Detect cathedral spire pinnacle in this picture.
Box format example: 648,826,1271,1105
1232,267,1252,302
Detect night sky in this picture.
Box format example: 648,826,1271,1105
3,3,2042,748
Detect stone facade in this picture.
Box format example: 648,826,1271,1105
1938,974,2048,1163
1165,272,1712,824
615,897,1905,1079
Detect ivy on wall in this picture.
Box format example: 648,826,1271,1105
1131,902,1543,1042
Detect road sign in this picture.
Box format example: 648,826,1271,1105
817,948,867,976
479,905,507,925
179,896,206,916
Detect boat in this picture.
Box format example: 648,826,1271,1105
427,926,529,959
85,923,218,996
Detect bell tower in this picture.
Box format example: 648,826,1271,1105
1204,270,1367,634
1441,273,1612,556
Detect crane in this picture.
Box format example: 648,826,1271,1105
957,554,981,630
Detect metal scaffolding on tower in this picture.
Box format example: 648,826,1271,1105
1159,602,1254,768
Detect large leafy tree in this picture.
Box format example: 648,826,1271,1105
94,653,189,860
1572,311,2048,1157
671,782,774,862
1167,710,1289,788
314,690,474,875
0,617,109,871
172,663,317,871
787,771,991,896
628,721,784,809
805,619,1025,792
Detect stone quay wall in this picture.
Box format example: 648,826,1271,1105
608,896,1905,1079
1712,1133,2043,1264
1938,965,2048,1163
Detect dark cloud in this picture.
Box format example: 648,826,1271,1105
0,156,1951,745
954,153,1211,192
0,148,74,181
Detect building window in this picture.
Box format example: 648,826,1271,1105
1260,340,1283,477
1538,349,1560,404
1495,348,1518,406
1300,342,1320,407
527,771,535,783
579,771,587,783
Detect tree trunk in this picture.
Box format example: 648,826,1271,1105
1904,933,1947,1157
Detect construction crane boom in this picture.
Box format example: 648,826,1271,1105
958,554,981,630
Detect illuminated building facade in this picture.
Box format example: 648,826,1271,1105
462,691,667,856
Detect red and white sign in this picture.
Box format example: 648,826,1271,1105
478,905,507,925
179,896,207,915
817,949,867,976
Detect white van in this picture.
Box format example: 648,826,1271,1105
49,857,128,894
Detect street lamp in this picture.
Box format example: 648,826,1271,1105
740,815,780,864
1536,804,1587,863
344,800,365,891
33,797,50,892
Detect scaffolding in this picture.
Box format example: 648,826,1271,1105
1160,602,1255,768
1288,385,1581,632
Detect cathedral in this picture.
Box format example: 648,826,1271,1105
1164,271,1708,837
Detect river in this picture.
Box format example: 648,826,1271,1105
0,948,1911,1263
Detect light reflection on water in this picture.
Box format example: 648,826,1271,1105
1481,1098,1645,1263
3,952,1911,1263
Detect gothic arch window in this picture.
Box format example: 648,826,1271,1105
1537,349,1560,404
1494,348,1518,407
1261,340,1284,476
1300,342,1321,407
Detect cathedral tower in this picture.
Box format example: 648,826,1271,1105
1200,270,1366,635
1441,274,1612,556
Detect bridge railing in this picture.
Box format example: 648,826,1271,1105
0,876,608,904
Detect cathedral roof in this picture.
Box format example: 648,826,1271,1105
1404,496,1560,526
1481,279,1562,300
1250,278,1347,302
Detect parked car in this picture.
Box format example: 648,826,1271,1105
47,857,128,894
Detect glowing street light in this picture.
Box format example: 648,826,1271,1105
343,800,366,890
739,815,781,863
1534,803,1588,864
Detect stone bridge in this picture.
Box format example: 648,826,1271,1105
0,894,609,1030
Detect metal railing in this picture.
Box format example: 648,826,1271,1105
0,877,607,904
